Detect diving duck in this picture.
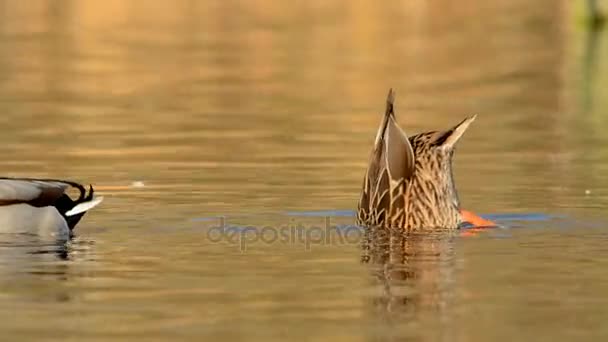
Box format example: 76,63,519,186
357,89,494,230
0,178,103,238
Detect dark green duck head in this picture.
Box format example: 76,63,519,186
357,89,476,230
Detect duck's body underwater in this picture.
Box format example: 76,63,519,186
357,89,494,230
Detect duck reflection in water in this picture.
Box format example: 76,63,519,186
361,225,458,324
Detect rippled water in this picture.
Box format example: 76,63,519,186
1,1,608,341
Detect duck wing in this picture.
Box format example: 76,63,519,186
358,89,415,227
0,178,73,206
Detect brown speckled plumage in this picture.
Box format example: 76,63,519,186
357,89,476,230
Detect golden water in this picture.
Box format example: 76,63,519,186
1,1,608,341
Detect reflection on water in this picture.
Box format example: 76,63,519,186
362,227,458,338
0,0,608,341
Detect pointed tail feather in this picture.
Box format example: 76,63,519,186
374,88,396,147
65,196,104,216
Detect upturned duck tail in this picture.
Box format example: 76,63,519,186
62,185,104,230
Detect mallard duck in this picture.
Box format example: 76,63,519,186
357,89,494,230
0,178,103,238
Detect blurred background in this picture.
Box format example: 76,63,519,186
1,1,608,341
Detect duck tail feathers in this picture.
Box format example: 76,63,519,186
374,88,397,147
65,185,103,216
65,196,104,217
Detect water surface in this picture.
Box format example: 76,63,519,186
1,1,608,341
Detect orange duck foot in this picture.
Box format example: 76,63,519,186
460,210,497,237
460,209,497,228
